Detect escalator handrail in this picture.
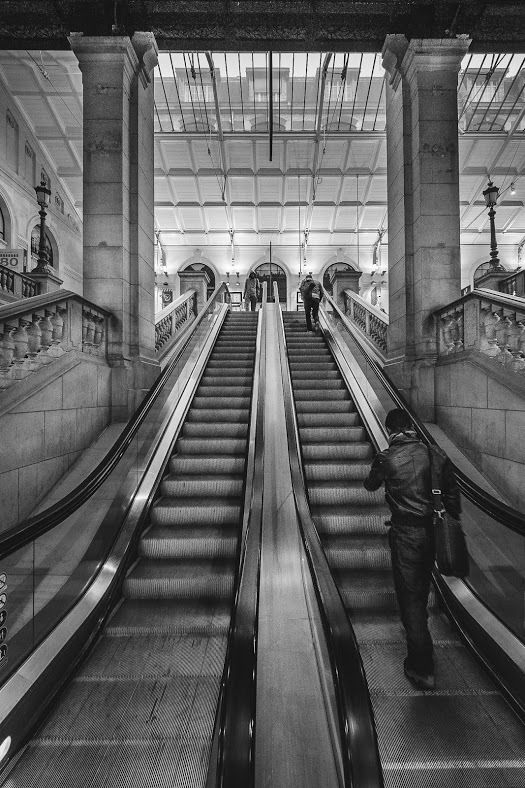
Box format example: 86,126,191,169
275,290,384,788
208,285,267,788
0,283,231,559
322,292,525,536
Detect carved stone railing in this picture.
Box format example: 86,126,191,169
0,291,110,391
342,289,388,355
155,289,197,355
436,289,525,375
498,269,525,298
0,264,40,302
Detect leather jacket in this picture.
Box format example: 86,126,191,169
363,431,461,525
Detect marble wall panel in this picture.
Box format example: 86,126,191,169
0,469,19,531
0,412,45,474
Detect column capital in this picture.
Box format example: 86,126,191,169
382,34,409,90
402,36,472,79
132,32,159,85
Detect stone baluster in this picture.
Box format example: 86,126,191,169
26,314,43,367
11,320,30,379
82,309,96,349
93,315,105,351
453,308,464,352
0,324,16,390
49,306,66,355
440,314,456,354
494,313,512,366
479,306,500,358
508,319,525,374
37,312,55,365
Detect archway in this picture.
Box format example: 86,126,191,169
253,261,287,304
322,262,357,296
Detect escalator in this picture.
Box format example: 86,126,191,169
282,311,525,787
2,311,258,787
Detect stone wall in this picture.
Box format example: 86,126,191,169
435,352,525,511
0,353,112,531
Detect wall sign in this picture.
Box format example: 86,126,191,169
0,250,25,272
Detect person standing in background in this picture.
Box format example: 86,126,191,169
243,271,260,311
299,273,323,331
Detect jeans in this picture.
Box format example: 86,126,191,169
246,295,257,311
304,299,319,330
388,520,435,674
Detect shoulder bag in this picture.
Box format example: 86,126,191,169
428,447,469,578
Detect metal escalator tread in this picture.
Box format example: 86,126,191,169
282,311,525,787
16,312,258,788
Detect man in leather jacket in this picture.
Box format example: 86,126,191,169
363,408,460,690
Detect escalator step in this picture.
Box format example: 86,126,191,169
303,460,370,480
324,545,391,571
299,426,366,442
314,513,388,535
160,477,243,497
191,397,250,409
182,422,248,439
123,570,235,600
292,379,346,390
195,385,252,398
169,456,245,475
185,408,250,423
292,389,350,401
296,400,355,414
291,369,341,380
302,443,372,460
308,482,384,506
298,412,361,428
151,500,241,526
139,530,238,560
289,361,338,371
176,437,246,455
199,375,253,386
107,599,231,636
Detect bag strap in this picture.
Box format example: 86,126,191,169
427,446,445,516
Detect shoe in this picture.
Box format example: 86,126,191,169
403,662,435,691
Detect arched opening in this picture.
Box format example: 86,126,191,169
322,262,356,296
0,205,5,244
182,261,216,300
254,262,287,303
31,224,54,268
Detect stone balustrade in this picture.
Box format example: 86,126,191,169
0,265,40,302
436,289,525,375
342,289,388,354
0,291,110,391
155,289,197,354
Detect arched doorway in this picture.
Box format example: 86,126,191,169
182,262,216,300
322,263,356,296
254,262,287,304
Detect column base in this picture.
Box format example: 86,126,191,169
110,355,160,420
384,355,436,422
26,269,63,294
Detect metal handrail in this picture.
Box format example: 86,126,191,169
275,286,384,788
208,282,267,788
322,291,525,535
0,282,230,559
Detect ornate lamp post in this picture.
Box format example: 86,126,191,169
482,180,505,272
34,180,52,273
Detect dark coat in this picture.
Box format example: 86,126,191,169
363,432,461,524
300,277,323,304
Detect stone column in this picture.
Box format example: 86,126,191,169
330,269,362,311
69,32,159,418
178,270,210,313
382,35,470,417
